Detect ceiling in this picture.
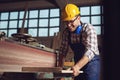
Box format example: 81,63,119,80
0,0,102,11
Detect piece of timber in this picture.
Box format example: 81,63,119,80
22,67,62,73
22,67,83,73
0,39,56,72
61,70,83,73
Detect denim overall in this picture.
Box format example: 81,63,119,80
69,27,100,80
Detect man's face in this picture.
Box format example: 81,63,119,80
63,16,80,32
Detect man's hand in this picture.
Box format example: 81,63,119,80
71,55,89,76
66,65,80,76
72,65,80,76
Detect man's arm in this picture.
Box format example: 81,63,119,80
58,29,69,67
72,55,89,76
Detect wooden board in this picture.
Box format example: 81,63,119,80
61,70,83,73
22,67,62,73
22,67,83,73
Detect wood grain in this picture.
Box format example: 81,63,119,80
0,40,57,72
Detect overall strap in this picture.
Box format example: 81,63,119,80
81,23,88,33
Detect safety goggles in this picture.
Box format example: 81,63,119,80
63,16,79,25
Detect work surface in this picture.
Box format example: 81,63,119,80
0,39,56,72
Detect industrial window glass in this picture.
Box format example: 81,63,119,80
29,10,38,18
80,7,90,15
9,20,18,28
39,28,48,37
1,12,9,20
38,8,60,37
0,21,8,28
81,17,90,23
50,18,59,27
49,9,60,36
39,19,48,27
80,6,103,35
0,5,102,37
91,16,101,25
28,19,38,27
91,6,100,15
10,12,18,19
50,9,59,17
39,9,49,18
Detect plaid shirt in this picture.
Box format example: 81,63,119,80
59,23,99,61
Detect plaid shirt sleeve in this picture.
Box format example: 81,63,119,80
59,29,69,56
82,23,99,61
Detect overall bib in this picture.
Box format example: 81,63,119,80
69,31,100,80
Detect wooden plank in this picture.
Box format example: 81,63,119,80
61,70,83,73
22,67,83,73
53,70,83,78
22,67,62,73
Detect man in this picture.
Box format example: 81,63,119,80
58,4,100,80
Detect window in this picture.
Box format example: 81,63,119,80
0,8,60,37
38,8,60,37
0,5,103,37
80,6,103,35
28,9,60,37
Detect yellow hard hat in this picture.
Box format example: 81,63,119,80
61,4,80,21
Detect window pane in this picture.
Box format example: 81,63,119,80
9,20,17,28
40,9,49,18
94,26,101,35
39,28,48,37
1,12,9,20
80,7,90,15
19,20,27,28
91,16,101,25
29,19,38,27
28,28,37,37
10,12,18,19
81,17,90,23
39,19,48,27
50,9,59,17
19,11,28,19
50,18,59,26
91,6,100,15
49,27,59,36
8,29,17,37
0,21,8,28
29,10,38,18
